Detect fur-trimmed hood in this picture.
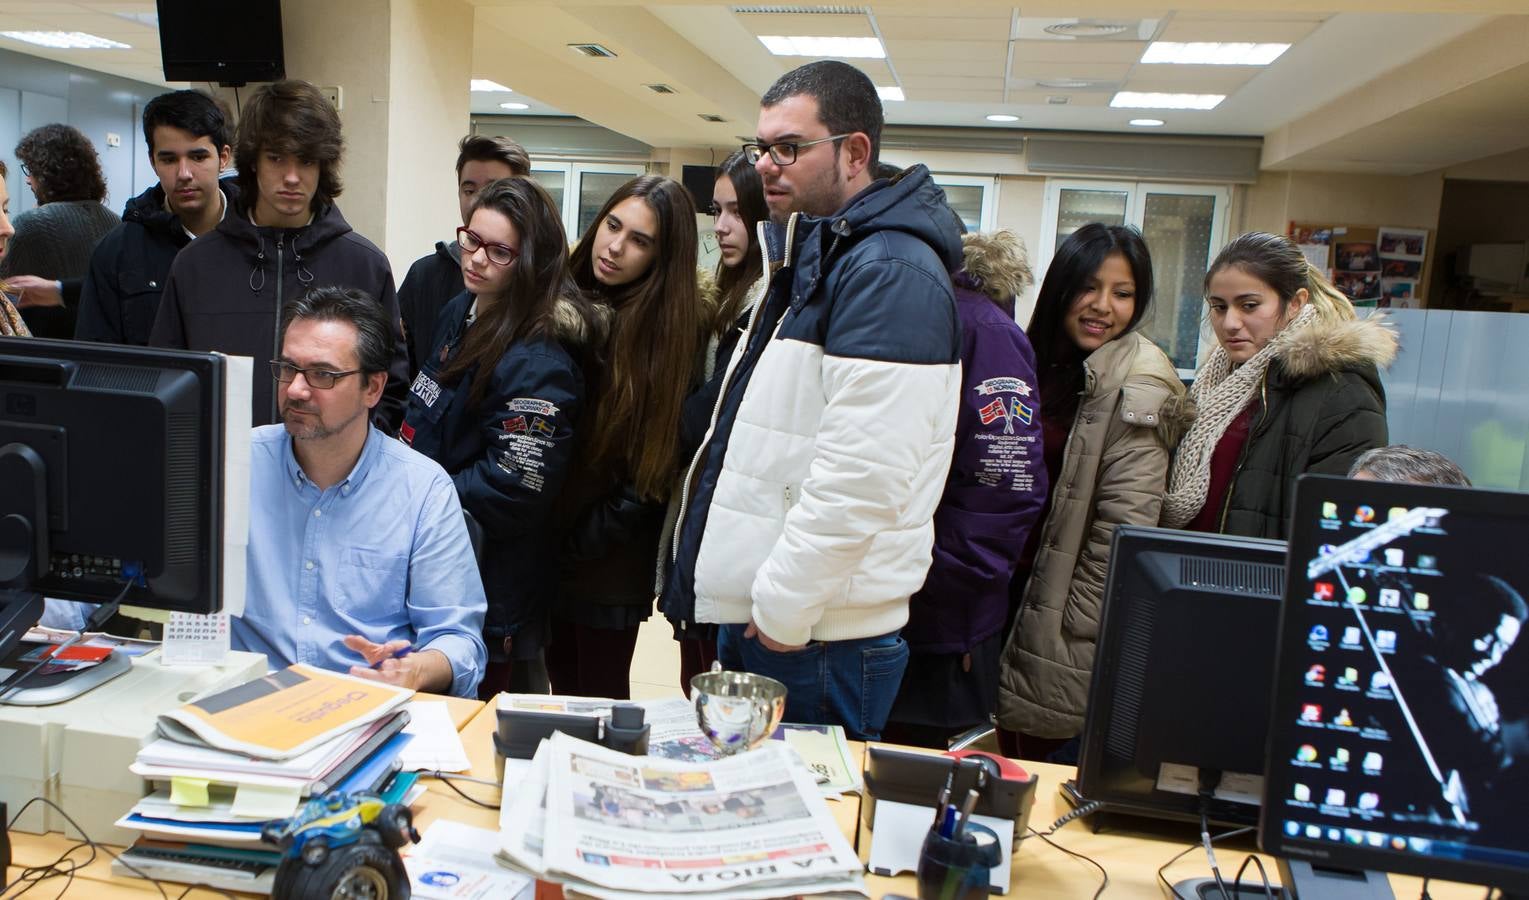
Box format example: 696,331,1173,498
1273,311,1398,381
955,230,1033,305
552,294,610,347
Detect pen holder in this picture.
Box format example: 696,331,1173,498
916,821,1002,900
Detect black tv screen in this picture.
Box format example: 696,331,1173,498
157,0,284,85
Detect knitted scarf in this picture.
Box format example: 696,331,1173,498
1161,303,1318,528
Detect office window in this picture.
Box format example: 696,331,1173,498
929,174,997,232
1039,180,1229,372
529,162,647,239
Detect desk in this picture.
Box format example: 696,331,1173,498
6,703,1494,899
4,694,484,898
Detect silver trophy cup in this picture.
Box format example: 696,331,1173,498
690,663,787,755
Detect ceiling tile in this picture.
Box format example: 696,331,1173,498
845,58,894,83
734,12,873,38
1156,19,1321,43
909,88,1007,103
1004,90,1112,107
1008,60,1134,81
901,74,1007,91
884,39,1007,62
1009,40,1148,64
1170,10,1331,22
897,56,1004,77
873,15,1011,42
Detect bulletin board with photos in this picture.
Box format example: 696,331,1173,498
1289,222,1432,309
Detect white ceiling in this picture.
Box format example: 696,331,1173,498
0,1,1525,173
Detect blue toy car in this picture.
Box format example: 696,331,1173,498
261,791,418,898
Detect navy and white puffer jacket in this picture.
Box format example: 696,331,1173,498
659,165,964,648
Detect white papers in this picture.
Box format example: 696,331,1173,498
866,799,1014,893
399,701,471,773
772,724,859,797
407,821,533,900
498,732,865,898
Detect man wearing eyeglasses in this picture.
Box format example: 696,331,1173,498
659,60,964,740
238,285,488,697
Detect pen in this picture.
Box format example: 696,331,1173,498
940,804,959,839
373,644,415,669
953,788,979,840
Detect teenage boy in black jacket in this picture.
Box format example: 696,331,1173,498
150,80,410,431
75,90,237,346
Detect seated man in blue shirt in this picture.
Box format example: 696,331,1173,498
242,285,488,697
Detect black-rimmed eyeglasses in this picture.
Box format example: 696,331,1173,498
741,134,851,167
457,226,519,266
269,360,362,389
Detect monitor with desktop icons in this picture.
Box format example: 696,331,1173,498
1261,474,1529,898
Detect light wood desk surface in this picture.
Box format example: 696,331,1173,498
4,693,483,898
6,696,1492,898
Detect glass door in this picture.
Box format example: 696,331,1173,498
529,162,647,240
930,174,998,232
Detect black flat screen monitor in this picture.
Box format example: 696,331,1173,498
1261,474,1529,895
156,0,285,85
1077,525,1287,828
0,337,226,614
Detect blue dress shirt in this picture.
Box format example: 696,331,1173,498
238,424,488,697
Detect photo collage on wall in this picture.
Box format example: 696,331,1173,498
1289,223,1429,309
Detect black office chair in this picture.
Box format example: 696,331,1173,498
462,510,485,566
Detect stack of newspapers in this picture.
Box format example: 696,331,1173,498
497,731,867,899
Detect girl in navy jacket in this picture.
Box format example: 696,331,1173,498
401,177,604,698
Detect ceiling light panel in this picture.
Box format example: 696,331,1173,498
758,35,885,57
499,102,529,110
1110,91,1225,110
1141,42,1291,65
2,31,130,49
471,79,513,92
876,86,904,101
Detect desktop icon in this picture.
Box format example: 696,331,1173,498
1285,821,1301,837
1297,745,1319,763
1313,582,1336,601
1359,792,1380,810
1414,592,1431,611
1379,588,1401,608
1347,586,1367,605
1307,824,1323,839
1387,507,1408,523
1305,664,1326,685
1345,828,1365,845
1334,708,1354,727
1368,832,1385,848
1342,626,1362,647
1376,630,1397,651
1294,784,1312,802
1409,838,1432,854
1384,548,1404,567
1331,747,1351,767
1322,502,1339,520
1354,506,1376,524
1301,704,1323,723
1328,828,1343,842
1391,837,1408,851
1363,752,1383,774
1338,667,1359,687
1309,624,1330,644
1324,787,1347,807
1371,671,1391,691
1418,554,1438,570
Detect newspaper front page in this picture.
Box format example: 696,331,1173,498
503,732,864,898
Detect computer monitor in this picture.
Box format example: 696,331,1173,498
1261,474,1529,897
1076,525,1287,828
0,338,230,668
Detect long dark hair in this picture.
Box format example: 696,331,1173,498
439,177,596,407
711,150,767,333
570,175,702,500
1027,223,1154,419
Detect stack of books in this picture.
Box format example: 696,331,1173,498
110,664,415,894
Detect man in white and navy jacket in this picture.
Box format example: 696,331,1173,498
658,61,963,740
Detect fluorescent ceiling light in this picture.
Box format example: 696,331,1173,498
471,79,513,92
986,114,1019,122
499,102,530,110
1,31,130,49
1129,118,1166,127
1110,91,1224,110
758,35,885,58
877,86,904,102
1141,41,1291,65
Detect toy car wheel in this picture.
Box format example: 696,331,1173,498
274,830,408,900
331,865,389,899
374,804,417,849
302,834,330,865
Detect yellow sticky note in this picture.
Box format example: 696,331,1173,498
231,782,303,819
169,777,211,807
